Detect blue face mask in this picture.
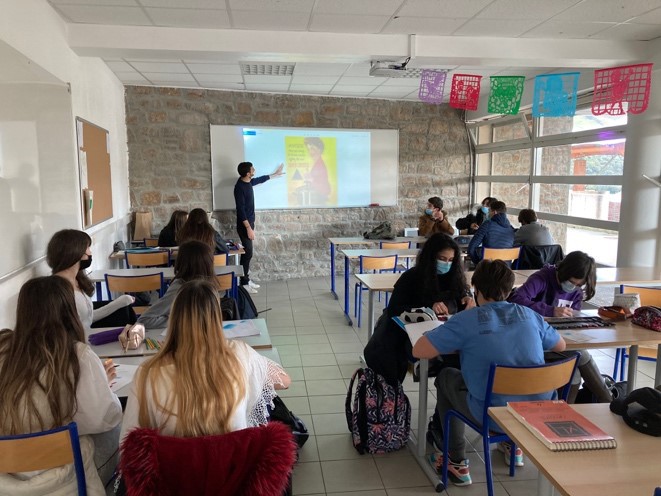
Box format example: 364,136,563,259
481,206,489,214
560,280,578,293
436,260,452,275
425,208,433,215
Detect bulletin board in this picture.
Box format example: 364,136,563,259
76,118,113,227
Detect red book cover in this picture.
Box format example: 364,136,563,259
507,400,617,451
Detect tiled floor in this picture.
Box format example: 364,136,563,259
251,275,657,496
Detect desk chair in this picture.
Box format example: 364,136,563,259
125,249,170,269
217,272,237,300
0,422,87,496
440,355,579,496
482,247,521,267
613,286,661,381
380,241,411,271
143,237,159,247
213,253,227,266
354,255,398,328
105,272,165,315
119,423,296,496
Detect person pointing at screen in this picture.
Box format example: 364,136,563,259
234,161,285,293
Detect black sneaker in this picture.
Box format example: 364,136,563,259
426,411,443,451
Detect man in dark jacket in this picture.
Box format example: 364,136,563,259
467,200,514,264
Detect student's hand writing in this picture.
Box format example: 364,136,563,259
553,307,574,318
461,296,476,310
432,302,449,316
104,359,117,383
270,163,285,177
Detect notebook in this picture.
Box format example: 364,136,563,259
507,400,617,451
392,314,444,346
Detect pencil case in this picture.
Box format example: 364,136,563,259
89,327,124,346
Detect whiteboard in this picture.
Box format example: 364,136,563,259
0,42,79,280
210,125,399,211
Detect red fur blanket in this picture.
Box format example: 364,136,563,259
120,422,297,495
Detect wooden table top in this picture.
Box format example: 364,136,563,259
110,247,244,260
489,403,661,496
514,267,661,285
328,236,427,245
560,317,661,350
354,271,529,291
340,248,420,258
88,265,244,281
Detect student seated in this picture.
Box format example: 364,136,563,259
467,200,515,264
364,233,475,386
176,208,229,255
413,260,566,486
137,240,220,329
455,196,495,235
418,196,454,237
121,279,290,442
158,210,188,247
0,276,123,495
48,229,134,329
508,251,612,402
514,208,555,246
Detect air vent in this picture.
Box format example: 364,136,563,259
240,63,295,76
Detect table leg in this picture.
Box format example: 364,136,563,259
626,345,639,394
367,289,375,340
330,242,337,299
343,255,353,326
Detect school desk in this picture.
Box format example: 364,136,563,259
109,247,245,268
514,266,661,286
489,403,660,496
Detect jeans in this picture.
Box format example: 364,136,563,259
237,224,254,286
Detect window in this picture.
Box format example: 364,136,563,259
468,105,626,266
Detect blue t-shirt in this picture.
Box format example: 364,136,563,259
425,301,561,423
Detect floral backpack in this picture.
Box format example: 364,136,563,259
345,367,411,454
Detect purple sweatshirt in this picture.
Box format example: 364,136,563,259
508,265,583,317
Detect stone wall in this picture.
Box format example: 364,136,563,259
126,87,471,281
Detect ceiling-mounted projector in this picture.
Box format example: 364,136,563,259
369,57,419,78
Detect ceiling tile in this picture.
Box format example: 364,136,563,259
293,63,350,76
369,86,416,98
452,18,543,37
553,0,661,23
381,77,425,87
114,72,149,83
243,75,292,84
591,23,661,40
244,83,291,91
185,63,241,74
291,75,340,85
476,0,581,20
141,0,224,7
231,10,310,30
54,4,152,25
228,0,315,12
314,0,402,16
145,8,230,28
381,16,468,35
130,61,189,72
105,60,134,71
520,20,615,39
48,0,137,5
336,76,384,85
397,0,492,18
289,84,334,93
330,85,374,94
201,82,245,90
194,74,244,83
309,13,390,33
344,63,372,77
631,7,661,24
142,72,196,82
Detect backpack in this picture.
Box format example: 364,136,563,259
363,221,395,240
345,367,411,454
220,296,240,321
237,285,258,319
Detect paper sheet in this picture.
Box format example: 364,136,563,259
402,320,444,346
109,364,139,393
559,330,593,343
222,319,261,339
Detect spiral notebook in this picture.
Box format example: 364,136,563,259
507,400,616,451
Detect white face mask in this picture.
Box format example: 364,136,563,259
560,280,578,293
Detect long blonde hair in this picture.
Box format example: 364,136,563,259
136,279,246,436
0,276,85,435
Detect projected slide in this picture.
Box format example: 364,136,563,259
242,128,370,208
210,125,398,211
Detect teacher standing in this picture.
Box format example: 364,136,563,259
234,161,285,293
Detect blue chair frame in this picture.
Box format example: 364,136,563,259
354,254,398,328
441,355,579,496
0,422,87,496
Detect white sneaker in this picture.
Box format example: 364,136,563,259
243,284,258,294
248,280,260,289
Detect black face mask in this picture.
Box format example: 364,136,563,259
79,256,92,270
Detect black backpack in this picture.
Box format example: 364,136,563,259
237,285,258,319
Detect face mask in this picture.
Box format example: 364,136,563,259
560,280,578,293
425,208,433,215
79,256,92,270
436,260,452,275
481,206,489,214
